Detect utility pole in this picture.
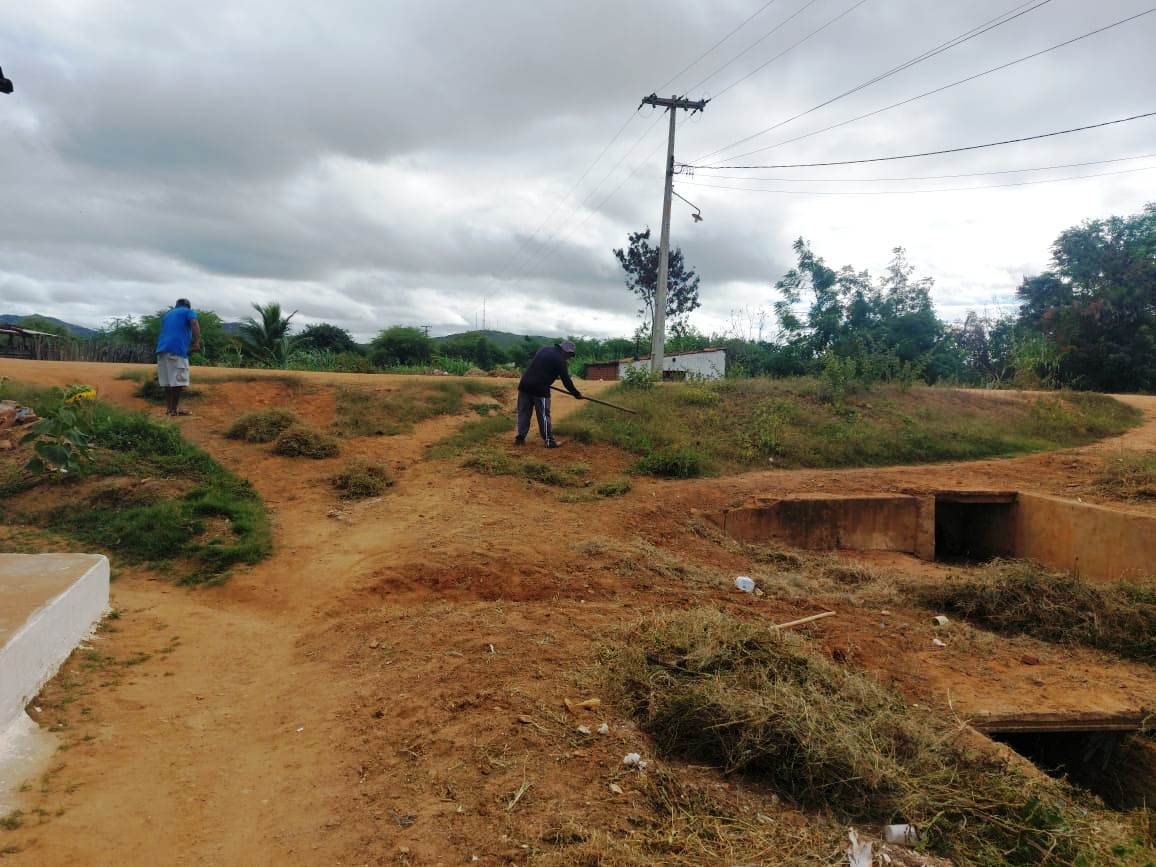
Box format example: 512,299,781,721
640,92,707,377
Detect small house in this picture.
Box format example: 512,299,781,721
583,348,726,381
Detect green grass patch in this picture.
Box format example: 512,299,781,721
332,380,508,438
914,560,1156,665
607,608,1150,866
331,457,394,498
130,379,203,403
460,447,579,487
272,425,340,458
594,478,632,497
226,408,299,443
427,413,515,458
0,381,272,584
555,379,1140,476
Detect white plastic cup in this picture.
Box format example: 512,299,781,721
734,576,756,593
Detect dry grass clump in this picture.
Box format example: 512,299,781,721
330,457,393,498
607,608,1142,865
226,408,299,443
1098,449,1156,500
914,560,1156,665
271,424,340,459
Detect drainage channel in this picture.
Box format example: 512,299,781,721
704,490,1156,581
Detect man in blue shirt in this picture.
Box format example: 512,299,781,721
155,299,201,416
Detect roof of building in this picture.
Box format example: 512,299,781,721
0,325,63,338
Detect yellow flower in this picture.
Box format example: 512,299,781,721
64,386,97,404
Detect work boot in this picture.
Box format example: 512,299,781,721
513,436,525,445
545,439,560,449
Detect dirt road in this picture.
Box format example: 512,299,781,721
1,359,1153,865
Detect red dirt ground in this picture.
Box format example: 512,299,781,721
1,360,1153,865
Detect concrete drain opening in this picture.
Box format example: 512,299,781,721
987,728,1156,811
705,490,1156,580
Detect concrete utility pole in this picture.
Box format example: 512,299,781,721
640,92,707,377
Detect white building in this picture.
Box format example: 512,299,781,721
584,348,726,381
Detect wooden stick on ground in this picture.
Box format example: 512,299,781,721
774,610,836,630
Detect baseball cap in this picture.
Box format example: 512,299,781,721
560,340,577,355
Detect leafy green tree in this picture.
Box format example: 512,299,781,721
369,326,431,367
239,302,297,365
613,228,701,337
1017,203,1156,391
295,323,359,354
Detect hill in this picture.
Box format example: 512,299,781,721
0,314,97,338
433,329,557,350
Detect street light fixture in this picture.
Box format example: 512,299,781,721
672,189,703,223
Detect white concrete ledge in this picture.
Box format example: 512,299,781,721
0,554,110,738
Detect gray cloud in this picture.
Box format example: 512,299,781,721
2,0,1154,341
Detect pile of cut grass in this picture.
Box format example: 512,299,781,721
272,425,340,458
332,380,507,437
331,457,393,498
555,379,1140,476
914,560,1156,665
132,379,203,403
608,608,1150,865
1097,449,1156,500
226,408,299,443
1,380,271,584
460,447,578,487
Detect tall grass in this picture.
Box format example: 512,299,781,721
555,379,1140,476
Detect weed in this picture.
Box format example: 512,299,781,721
331,457,394,498
607,608,1146,865
519,459,572,486
914,560,1156,665
635,446,708,478
471,402,502,416
427,414,514,458
595,479,632,497
333,381,507,437
0,812,22,831
272,425,340,458
225,409,299,443
461,448,515,476
133,379,202,403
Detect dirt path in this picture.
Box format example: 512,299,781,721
1,360,1153,865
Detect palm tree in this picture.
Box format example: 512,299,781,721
238,302,297,365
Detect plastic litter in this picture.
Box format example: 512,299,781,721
846,829,873,867
932,638,947,648
576,724,591,735
734,576,756,593
596,722,610,735
623,752,648,769
931,615,950,627
882,823,919,845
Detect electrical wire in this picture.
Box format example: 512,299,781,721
654,0,785,93
708,0,872,100
684,151,1156,182
681,110,1156,169
703,7,1156,165
696,0,1053,162
678,162,1156,195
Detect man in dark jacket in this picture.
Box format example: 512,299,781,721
516,341,583,448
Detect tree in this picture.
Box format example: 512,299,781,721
239,302,297,365
369,326,431,367
1016,203,1156,392
294,323,359,354
613,229,701,337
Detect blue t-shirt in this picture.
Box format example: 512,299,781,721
156,307,198,357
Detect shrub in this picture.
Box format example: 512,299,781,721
620,365,655,390
226,409,299,443
1097,449,1156,500
635,446,707,478
595,479,632,497
608,609,1131,865
272,425,340,459
331,457,394,498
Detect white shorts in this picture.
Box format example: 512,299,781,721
157,353,190,387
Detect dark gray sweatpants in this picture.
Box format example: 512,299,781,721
516,391,552,442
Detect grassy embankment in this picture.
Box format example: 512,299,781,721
1,379,271,584
331,379,510,437
554,379,1140,477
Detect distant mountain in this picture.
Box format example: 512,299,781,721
433,329,558,350
0,314,97,338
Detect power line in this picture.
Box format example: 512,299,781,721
687,151,1156,182
678,162,1156,195
696,0,1053,162
708,0,872,101
706,7,1156,165
681,110,1156,169
685,0,825,94
655,0,785,93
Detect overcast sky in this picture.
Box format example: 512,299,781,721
2,0,1154,340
